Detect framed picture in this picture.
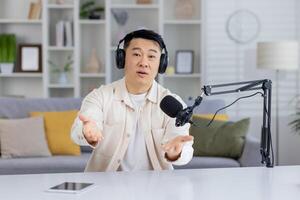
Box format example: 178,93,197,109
17,44,42,72
175,50,194,74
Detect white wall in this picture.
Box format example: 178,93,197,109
204,0,300,165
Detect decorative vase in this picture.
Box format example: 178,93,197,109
58,72,68,84
174,0,195,19
0,63,14,74
111,9,128,45
166,66,175,75
84,48,101,73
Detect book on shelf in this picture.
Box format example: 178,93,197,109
65,21,73,47
28,0,42,20
56,21,64,46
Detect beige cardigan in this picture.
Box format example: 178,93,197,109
71,78,193,172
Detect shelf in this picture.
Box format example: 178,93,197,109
0,19,42,24
163,73,201,78
47,4,74,9
111,4,159,9
48,46,74,51
80,73,106,78
0,73,43,78
48,84,74,88
79,20,106,25
164,20,202,25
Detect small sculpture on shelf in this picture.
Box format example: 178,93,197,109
80,0,105,20
165,66,175,75
84,48,102,73
48,55,73,84
111,9,128,46
174,0,195,19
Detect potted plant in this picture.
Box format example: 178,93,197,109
0,34,16,74
289,98,300,133
80,0,105,20
48,55,73,84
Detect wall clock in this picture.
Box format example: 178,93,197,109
226,9,261,44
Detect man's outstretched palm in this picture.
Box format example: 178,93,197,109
162,135,194,161
79,114,103,147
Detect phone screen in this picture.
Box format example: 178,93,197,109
49,182,94,192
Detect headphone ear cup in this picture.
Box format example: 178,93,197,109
116,49,125,69
158,54,168,74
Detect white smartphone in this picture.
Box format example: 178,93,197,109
46,182,95,194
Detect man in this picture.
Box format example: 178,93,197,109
71,29,194,172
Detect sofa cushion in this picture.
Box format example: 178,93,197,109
190,116,250,159
174,156,240,169
0,116,51,158
30,110,80,156
193,114,229,121
0,153,91,175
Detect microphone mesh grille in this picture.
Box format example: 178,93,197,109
160,95,183,118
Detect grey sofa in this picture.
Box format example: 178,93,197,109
0,97,261,175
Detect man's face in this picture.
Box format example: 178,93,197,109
124,38,161,89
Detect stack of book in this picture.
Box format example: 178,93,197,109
56,20,73,47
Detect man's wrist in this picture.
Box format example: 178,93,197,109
165,152,182,162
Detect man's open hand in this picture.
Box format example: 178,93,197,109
79,114,103,147
162,135,193,161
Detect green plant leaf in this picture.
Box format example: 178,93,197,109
0,35,3,62
289,110,300,134
80,10,89,18
80,1,95,10
2,35,8,62
7,35,16,63
92,6,105,12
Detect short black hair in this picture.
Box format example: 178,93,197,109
123,29,165,51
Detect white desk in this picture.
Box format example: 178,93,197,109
1,166,300,200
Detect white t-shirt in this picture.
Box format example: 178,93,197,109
118,92,153,171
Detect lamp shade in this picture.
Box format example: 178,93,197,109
257,41,299,70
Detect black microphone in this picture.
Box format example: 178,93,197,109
160,95,203,127
160,95,183,118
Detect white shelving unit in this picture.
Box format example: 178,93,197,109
0,0,203,100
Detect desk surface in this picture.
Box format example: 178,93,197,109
1,166,300,200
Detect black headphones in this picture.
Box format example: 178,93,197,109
115,29,168,74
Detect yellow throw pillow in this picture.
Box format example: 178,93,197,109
30,110,80,156
193,114,229,121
